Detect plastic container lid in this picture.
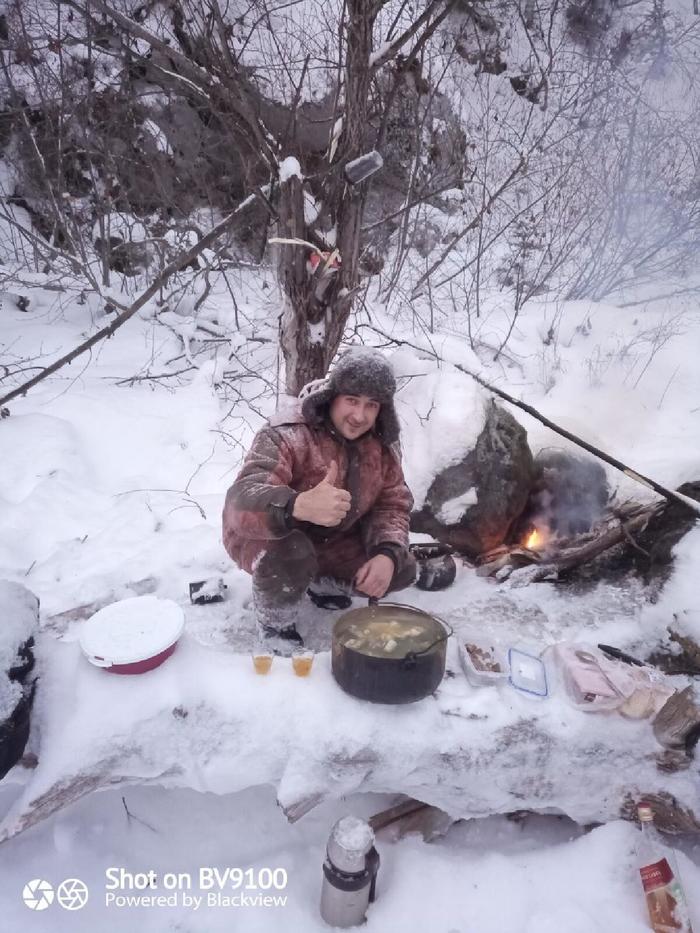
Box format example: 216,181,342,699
508,648,548,697
80,596,184,665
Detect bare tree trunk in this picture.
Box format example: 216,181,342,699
6,0,457,396
278,0,378,395
277,171,315,394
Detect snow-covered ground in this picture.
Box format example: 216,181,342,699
1,780,699,933
1,274,700,931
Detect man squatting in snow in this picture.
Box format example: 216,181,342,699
222,348,416,651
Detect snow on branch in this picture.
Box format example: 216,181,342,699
0,197,261,408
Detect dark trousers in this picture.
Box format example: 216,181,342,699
253,530,416,610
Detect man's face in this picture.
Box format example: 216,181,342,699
329,394,381,440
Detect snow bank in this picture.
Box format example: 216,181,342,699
392,348,490,510
1,779,697,933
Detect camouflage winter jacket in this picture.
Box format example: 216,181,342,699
222,400,413,574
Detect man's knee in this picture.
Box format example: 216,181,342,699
253,531,318,607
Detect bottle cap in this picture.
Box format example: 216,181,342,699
327,817,375,873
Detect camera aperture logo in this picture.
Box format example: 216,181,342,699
57,878,89,910
22,879,54,911
23,878,88,911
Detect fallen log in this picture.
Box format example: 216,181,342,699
42,577,158,635
369,797,430,831
476,546,541,577
369,797,454,842
1,624,698,842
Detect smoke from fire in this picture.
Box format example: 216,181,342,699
525,449,610,541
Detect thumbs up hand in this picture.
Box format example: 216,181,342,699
292,461,352,527
322,461,338,486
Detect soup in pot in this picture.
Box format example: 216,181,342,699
337,609,437,659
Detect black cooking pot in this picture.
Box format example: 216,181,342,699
331,601,452,704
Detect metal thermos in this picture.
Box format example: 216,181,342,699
320,816,380,928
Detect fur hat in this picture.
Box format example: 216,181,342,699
299,348,400,445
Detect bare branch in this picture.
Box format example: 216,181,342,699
370,0,457,72
0,200,256,407
67,0,279,165
411,156,527,297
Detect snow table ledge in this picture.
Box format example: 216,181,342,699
1,632,698,841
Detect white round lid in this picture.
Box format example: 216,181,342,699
332,816,374,853
79,595,184,664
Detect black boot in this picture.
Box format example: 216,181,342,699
254,598,305,656
306,588,352,610
259,622,304,656
307,578,354,610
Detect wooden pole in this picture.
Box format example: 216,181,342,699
362,324,700,519
451,361,700,518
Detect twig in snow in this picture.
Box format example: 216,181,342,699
121,796,158,833
657,366,680,410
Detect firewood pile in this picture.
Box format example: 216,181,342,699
475,500,664,582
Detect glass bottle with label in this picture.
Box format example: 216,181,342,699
637,804,694,933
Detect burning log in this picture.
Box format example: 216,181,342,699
525,528,545,550
475,545,541,577
477,501,664,581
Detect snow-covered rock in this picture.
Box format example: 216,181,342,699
0,581,38,779
412,402,534,556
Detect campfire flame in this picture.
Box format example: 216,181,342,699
525,528,544,550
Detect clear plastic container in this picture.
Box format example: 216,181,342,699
458,639,510,687
508,648,548,698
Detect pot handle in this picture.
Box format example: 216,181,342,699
404,619,454,665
